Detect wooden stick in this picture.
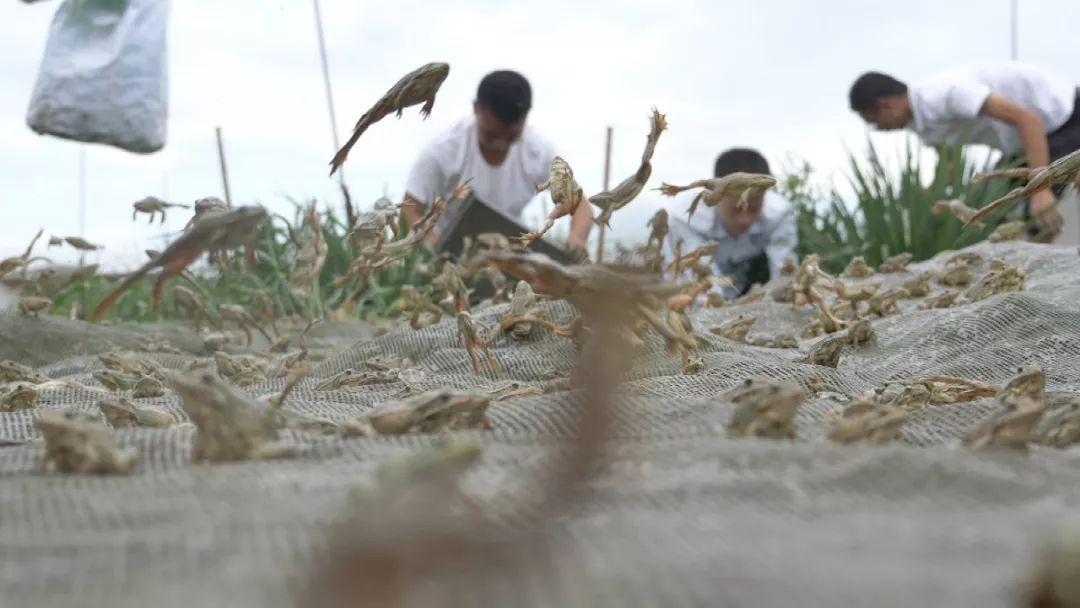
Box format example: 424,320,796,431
215,126,233,206
596,126,612,262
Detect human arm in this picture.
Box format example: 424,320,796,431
566,196,594,261
400,193,438,246
979,92,1061,235
402,148,447,245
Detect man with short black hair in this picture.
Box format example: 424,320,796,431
849,63,1080,237
402,70,593,257
664,147,796,298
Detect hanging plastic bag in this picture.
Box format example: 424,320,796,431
26,0,170,154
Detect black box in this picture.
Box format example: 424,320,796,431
431,193,576,302
432,193,576,264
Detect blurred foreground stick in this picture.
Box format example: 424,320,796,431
304,253,656,607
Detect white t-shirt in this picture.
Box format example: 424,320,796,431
404,115,557,220
909,62,1077,155
661,190,797,298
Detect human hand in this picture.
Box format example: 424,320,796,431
1030,189,1062,242
567,238,590,264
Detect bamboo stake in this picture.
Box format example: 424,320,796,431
596,126,612,262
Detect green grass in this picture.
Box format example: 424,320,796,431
39,137,1022,322
47,200,436,323
781,138,1019,274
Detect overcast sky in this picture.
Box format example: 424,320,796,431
1,0,1079,268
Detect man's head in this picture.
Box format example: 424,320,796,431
849,71,911,130
713,148,770,236
473,70,532,155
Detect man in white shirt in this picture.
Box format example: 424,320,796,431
848,62,1080,238
402,70,593,258
663,148,797,298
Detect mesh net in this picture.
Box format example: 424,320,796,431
3,240,1080,607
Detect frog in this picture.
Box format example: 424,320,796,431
341,389,492,436
866,287,909,317
35,410,137,475
846,318,875,346
314,368,399,391
486,381,544,402
963,400,1046,451
214,351,269,387
919,289,961,310
987,219,1026,243
768,280,796,303
98,350,165,380
0,359,49,384
777,257,798,276
801,317,826,339
131,375,167,399
901,272,933,298
709,314,757,343
59,407,107,425
962,367,1046,451
458,311,499,375
502,280,543,341
97,398,174,428
996,366,1046,407
963,264,1027,302
217,303,272,346
1032,394,1080,448
874,382,931,412
877,252,913,274
92,369,142,392
831,279,881,314
827,403,908,444
799,334,846,368
841,256,875,278
724,378,807,439
18,296,51,317
202,331,247,353
945,251,984,268
0,382,37,411
937,260,973,287
746,333,799,349
166,370,295,463
913,375,997,404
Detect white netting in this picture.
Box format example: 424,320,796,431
2,240,1080,607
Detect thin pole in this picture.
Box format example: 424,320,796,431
596,126,613,263
77,148,87,236
313,0,342,154
78,148,87,266
215,126,233,206
312,0,353,224
1010,0,1018,60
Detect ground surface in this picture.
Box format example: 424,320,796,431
1,240,1079,607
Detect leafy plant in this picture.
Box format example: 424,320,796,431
781,138,1018,274
46,197,436,323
